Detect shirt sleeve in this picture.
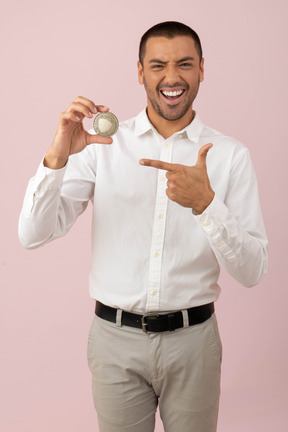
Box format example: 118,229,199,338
18,148,96,249
193,147,268,287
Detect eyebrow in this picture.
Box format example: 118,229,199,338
149,56,196,64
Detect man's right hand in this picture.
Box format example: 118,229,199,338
44,96,113,169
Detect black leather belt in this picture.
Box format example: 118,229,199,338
95,301,214,333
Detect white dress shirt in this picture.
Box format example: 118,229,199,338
19,109,268,313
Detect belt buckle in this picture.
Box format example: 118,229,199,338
141,313,159,333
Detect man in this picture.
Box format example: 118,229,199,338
19,21,268,432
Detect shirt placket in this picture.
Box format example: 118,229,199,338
145,136,174,311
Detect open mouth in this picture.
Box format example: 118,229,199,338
160,89,185,104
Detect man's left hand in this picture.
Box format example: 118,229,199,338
139,143,215,214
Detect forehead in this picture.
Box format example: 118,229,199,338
144,36,199,62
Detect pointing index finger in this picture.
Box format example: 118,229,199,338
139,159,176,171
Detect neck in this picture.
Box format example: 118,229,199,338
146,106,195,139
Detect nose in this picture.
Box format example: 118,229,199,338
164,65,180,84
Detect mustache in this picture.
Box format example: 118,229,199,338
158,83,188,90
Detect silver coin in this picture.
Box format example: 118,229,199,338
93,112,119,137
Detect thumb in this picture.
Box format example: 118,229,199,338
86,132,113,145
196,143,213,169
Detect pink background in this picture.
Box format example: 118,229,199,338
1,0,287,430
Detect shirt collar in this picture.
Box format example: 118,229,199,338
134,108,204,143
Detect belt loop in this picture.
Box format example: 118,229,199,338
181,309,189,328
116,309,123,327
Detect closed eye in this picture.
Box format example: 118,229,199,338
179,63,193,68
151,64,164,69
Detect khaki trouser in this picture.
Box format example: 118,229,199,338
87,312,222,432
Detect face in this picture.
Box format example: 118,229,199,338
138,36,204,122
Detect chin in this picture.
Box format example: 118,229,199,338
160,107,191,122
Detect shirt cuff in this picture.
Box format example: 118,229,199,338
22,158,67,218
192,195,237,262
33,158,67,192
193,195,227,229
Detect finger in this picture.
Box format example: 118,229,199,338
139,159,177,171
74,96,109,114
86,133,113,145
94,105,110,113
68,102,95,119
196,143,213,169
60,111,82,124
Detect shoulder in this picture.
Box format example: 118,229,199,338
197,120,254,176
201,123,250,162
201,124,245,151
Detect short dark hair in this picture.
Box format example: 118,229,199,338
139,21,203,65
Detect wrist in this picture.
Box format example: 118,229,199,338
44,150,68,169
195,191,215,214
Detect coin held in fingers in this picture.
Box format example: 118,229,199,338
93,112,119,137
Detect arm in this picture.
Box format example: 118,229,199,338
139,144,268,287
18,97,112,249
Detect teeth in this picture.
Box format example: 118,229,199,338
162,90,184,97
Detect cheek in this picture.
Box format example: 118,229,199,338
144,73,162,89
184,72,201,86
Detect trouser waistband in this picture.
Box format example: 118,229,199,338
95,301,215,333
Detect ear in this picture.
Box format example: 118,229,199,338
199,58,204,82
137,61,144,85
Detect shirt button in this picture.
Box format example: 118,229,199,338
158,214,163,219
165,142,170,148
204,221,211,227
151,290,156,296
161,176,166,182
154,252,159,257
217,241,224,247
